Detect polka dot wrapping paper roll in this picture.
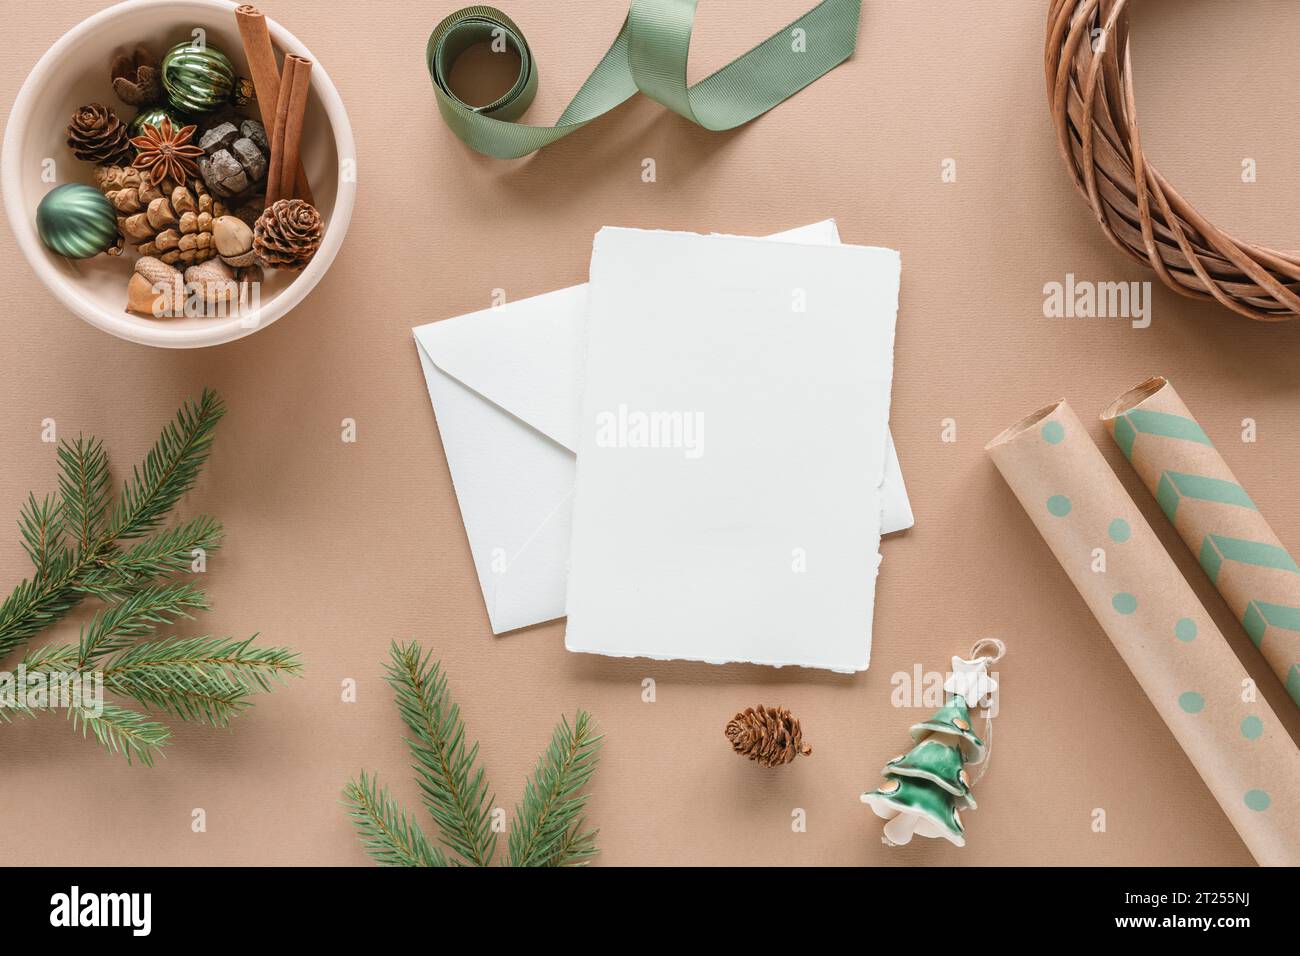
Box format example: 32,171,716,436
987,400,1300,866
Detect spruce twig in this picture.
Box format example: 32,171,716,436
343,643,603,867
0,390,226,660
0,390,300,764
508,711,603,867
343,771,448,868
386,641,496,867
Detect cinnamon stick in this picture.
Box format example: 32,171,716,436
235,5,313,206
265,55,311,207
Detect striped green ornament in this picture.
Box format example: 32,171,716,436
161,42,236,114
129,105,191,139
35,184,119,260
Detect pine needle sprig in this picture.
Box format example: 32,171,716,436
109,389,226,542
386,641,496,867
57,435,111,554
508,711,604,867
70,702,171,767
0,390,300,764
77,582,209,666
17,493,64,574
343,771,448,868
79,515,222,597
0,390,226,660
343,643,603,868
103,635,301,725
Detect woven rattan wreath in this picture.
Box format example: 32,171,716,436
1046,0,1300,322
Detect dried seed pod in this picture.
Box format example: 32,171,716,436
111,46,162,107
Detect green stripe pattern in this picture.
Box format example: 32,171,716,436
1109,402,1300,708
426,1,862,158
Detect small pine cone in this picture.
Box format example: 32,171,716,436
93,165,169,213
110,46,161,107
254,199,323,271
725,705,812,768
67,103,132,166
129,179,226,267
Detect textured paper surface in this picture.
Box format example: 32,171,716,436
412,220,913,634
1103,377,1300,708
4,0,1300,866
987,401,1300,866
566,227,900,670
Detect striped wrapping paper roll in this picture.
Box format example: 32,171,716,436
987,399,1300,866
1103,378,1300,709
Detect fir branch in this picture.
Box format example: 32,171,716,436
17,493,64,573
77,583,210,667
343,772,447,867
545,820,600,867
79,516,222,598
103,635,301,725
57,435,111,554
0,390,299,766
508,711,603,867
70,702,171,766
386,642,496,867
0,390,226,662
109,389,225,541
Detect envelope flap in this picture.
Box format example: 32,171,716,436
413,285,586,451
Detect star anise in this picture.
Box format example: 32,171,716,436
130,118,204,186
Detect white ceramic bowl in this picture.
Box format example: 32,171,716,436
2,0,355,347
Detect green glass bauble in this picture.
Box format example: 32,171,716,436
161,42,236,114
129,104,190,139
36,184,119,260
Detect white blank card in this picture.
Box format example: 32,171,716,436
564,228,901,671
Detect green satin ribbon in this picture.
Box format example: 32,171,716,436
426,1,861,159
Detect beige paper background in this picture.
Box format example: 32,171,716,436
1,0,1298,866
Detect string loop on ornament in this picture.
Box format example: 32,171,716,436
969,637,1006,664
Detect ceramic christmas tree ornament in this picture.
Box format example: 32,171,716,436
863,775,967,847
863,639,1006,848
908,695,986,764
884,738,975,808
35,184,120,259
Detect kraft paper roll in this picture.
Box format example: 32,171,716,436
1103,377,1300,709
987,399,1300,866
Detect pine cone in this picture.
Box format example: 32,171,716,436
254,199,323,271
116,177,227,267
725,705,812,768
111,46,161,107
94,165,168,214
67,104,132,166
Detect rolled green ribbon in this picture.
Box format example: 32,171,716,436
426,0,861,158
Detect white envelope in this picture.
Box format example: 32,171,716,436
565,227,900,671
413,220,912,635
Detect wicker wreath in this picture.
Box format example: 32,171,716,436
1046,0,1300,322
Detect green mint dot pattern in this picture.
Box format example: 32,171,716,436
1047,494,1071,517
1108,518,1131,542
1244,789,1271,812
1175,617,1198,642
1178,691,1205,714
1241,716,1263,740
1112,592,1138,614
1042,421,1065,444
